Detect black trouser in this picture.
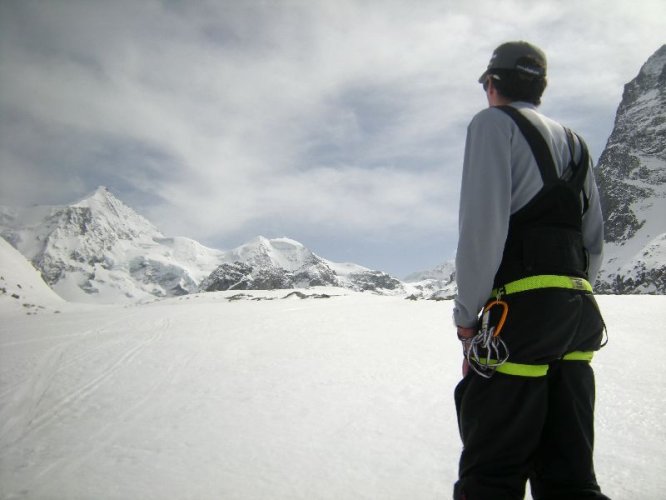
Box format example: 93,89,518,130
453,290,610,500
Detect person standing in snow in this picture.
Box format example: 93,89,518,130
452,41,610,500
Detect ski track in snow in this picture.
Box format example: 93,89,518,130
0,293,665,499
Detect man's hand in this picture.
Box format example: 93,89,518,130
457,326,475,340
457,326,476,377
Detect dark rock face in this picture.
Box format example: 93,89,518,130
200,262,297,291
199,261,404,293
597,45,666,244
197,235,407,294
595,45,666,294
348,271,402,291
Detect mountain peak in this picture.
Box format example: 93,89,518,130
249,236,304,248
224,236,317,273
596,45,666,293
640,44,666,79
201,235,405,294
70,186,160,237
74,185,121,209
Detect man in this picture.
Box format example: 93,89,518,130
452,41,610,500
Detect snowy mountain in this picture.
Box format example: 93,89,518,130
0,236,64,314
0,188,405,302
403,259,458,300
596,45,666,293
0,187,226,303
200,236,405,294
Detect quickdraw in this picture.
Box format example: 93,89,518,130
462,299,510,379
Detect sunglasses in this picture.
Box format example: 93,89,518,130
482,74,501,91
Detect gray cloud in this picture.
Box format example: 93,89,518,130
1,0,664,276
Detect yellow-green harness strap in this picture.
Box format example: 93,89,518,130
479,351,595,378
477,276,596,377
492,275,592,297
496,362,549,377
562,351,595,362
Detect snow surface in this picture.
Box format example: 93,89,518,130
0,237,64,312
1,281,665,499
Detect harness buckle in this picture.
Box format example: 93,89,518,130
570,277,587,291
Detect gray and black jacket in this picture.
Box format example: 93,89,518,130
453,102,604,328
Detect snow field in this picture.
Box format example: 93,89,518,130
0,292,665,499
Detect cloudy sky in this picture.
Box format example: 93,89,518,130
1,0,664,277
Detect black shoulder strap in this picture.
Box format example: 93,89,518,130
495,105,558,185
566,128,591,213
564,128,590,190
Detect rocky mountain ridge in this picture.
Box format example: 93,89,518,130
199,236,405,294
403,260,457,300
0,187,224,302
596,44,666,293
0,188,418,303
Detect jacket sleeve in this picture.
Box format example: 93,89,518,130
453,110,513,328
582,165,604,285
